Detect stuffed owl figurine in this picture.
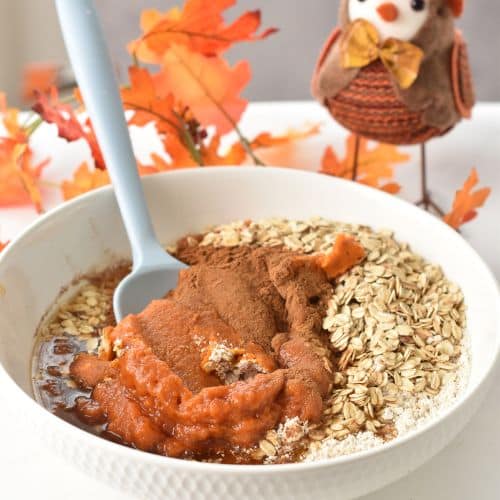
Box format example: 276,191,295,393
312,0,474,210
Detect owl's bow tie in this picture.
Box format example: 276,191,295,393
341,19,424,89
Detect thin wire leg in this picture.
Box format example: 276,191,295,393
416,143,444,216
352,135,360,181
420,143,428,208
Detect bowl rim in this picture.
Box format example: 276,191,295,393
1,166,499,474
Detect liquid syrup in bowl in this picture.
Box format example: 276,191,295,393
32,265,131,447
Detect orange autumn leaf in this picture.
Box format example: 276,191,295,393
318,233,366,279
202,135,247,165
160,124,320,168
321,146,343,177
129,1,276,61
443,168,491,229
17,146,48,212
61,162,110,201
321,135,410,193
121,66,180,136
0,141,48,212
1,106,27,143
61,160,167,199
156,45,250,134
378,182,401,194
1,93,26,141
21,63,58,102
160,132,244,168
249,125,320,149
203,126,320,165
0,93,46,212
139,152,177,174
162,134,199,168
140,148,198,172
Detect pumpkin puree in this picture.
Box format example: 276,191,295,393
71,237,364,461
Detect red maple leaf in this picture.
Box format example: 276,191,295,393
32,88,105,169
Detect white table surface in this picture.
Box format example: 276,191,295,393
1,101,499,500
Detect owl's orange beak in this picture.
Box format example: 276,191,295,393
377,2,399,22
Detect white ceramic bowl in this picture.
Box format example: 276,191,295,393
0,167,498,500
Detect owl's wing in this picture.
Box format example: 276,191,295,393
451,30,475,119
311,28,342,100
314,28,342,76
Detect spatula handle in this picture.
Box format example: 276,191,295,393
55,0,163,267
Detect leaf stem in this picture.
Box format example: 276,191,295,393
231,122,265,166
170,46,266,166
22,92,78,138
122,102,183,135
132,51,140,68
25,117,44,137
122,101,203,166
59,93,78,105
173,111,204,166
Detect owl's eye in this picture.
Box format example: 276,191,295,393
411,0,426,10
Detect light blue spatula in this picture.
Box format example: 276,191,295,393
55,0,186,322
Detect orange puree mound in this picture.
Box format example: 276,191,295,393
318,233,366,279
70,243,360,460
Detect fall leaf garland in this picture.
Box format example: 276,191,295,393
0,0,492,231
125,0,282,167
20,0,281,178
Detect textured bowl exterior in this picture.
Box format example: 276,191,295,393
2,376,491,500
0,168,498,500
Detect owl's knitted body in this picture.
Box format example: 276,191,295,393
312,0,474,146
326,59,443,145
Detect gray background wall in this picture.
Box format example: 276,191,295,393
95,0,500,101
0,1,498,104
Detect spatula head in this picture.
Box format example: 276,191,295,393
113,262,186,321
